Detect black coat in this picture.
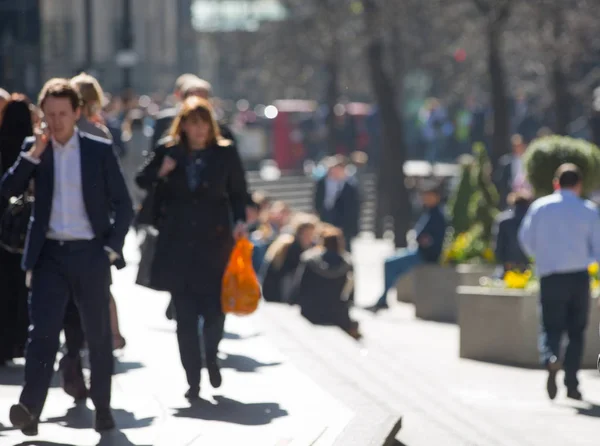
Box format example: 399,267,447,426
135,140,248,315
0,132,133,271
314,176,360,243
492,207,530,270
292,248,354,331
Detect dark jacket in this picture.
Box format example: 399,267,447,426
314,176,360,242
260,237,305,302
0,132,134,271
292,248,354,331
492,206,530,270
135,139,248,311
493,154,514,209
414,205,447,263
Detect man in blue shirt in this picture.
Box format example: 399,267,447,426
368,180,447,312
519,163,600,401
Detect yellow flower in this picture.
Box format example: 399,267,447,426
589,262,599,276
504,270,532,289
591,279,600,290
482,248,495,262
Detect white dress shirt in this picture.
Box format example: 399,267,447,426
45,132,95,241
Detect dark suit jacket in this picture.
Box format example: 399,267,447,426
493,154,514,209
0,132,134,271
414,205,447,262
492,207,530,270
314,176,360,242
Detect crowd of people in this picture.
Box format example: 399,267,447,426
0,71,360,437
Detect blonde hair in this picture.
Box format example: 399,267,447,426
168,96,227,149
70,72,104,117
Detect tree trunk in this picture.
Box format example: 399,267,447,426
363,0,411,247
325,37,340,155
488,26,511,166
551,6,570,135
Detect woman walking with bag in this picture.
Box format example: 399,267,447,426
136,96,248,400
0,94,33,365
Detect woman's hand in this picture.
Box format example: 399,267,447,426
233,221,248,240
158,156,177,178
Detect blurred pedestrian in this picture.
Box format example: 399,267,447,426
519,163,600,401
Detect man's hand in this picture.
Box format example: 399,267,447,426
417,234,432,248
28,123,50,160
104,247,120,264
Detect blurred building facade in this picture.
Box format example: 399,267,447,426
12,0,196,95
0,0,42,98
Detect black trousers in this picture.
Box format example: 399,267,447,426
539,271,590,389
64,299,85,359
172,293,225,389
20,239,113,416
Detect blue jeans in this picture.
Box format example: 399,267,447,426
377,249,422,307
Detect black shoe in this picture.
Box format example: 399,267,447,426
546,356,560,400
185,387,200,401
207,360,222,389
94,408,115,432
567,388,583,401
9,403,38,436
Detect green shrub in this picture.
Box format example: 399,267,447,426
447,154,476,234
524,136,600,197
469,143,499,241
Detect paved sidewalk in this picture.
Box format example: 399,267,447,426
0,232,353,446
351,237,600,446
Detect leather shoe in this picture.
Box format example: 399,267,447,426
94,408,115,432
207,360,222,389
567,388,583,401
546,356,561,400
10,403,38,436
185,387,200,401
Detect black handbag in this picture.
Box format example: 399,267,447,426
0,193,33,254
135,226,159,288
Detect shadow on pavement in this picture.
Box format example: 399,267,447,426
45,405,154,431
575,401,600,418
0,363,60,387
13,442,77,446
220,353,281,373
172,395,288,426
113,360,144,376
96,431,152,446
222,331,260,341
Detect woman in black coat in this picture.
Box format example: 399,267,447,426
0,94,33,365
136,96,248,400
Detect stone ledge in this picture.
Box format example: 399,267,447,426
458,286,600,368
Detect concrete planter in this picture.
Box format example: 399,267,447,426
456,264,496,287
458,286,600,368
414,265,459,322
395,271,415,303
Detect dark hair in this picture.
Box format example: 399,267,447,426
38,78,82,111
322,226,345,253
554,163,582,189
0,94,34,173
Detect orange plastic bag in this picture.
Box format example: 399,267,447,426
221,237,262,315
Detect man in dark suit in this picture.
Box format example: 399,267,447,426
493,134,529,209
314,155,360,252
492,191,532,274
1,79,133,436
